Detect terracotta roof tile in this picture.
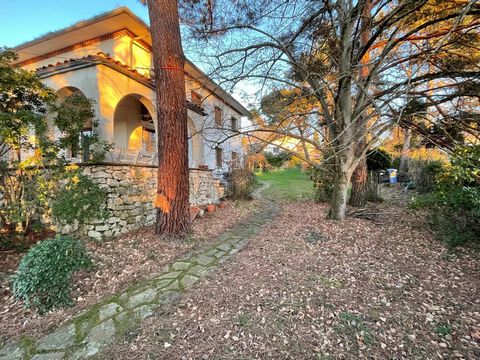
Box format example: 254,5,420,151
35,52,152,82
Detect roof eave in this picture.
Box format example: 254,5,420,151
13,7,149,52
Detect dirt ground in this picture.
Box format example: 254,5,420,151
0,199,262,342
99,198,480,359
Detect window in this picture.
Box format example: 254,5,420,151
231,117,238,131
78,127,93,162
231,151,239,168
191,90,202,107
70,119,93,161
214,107,223,127
216,147,223,168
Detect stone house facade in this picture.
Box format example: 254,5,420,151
11,7,250,239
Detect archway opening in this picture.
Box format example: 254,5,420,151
55,86,92,160
113,94,155,152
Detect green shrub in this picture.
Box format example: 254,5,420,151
265,151,291,167
0,51,110,240
11,235,92,313
414,187,480,247
412,145,480,247
408,160,443,193
52,169,108,225
307,163,335,203
226,168,257,200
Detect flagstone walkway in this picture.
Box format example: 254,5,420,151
0,195,277,360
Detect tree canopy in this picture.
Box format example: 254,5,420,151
181,0,480,219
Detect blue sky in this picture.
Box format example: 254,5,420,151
0,0,150,48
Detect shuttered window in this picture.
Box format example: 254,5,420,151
216,147,223,168
215,107,223,127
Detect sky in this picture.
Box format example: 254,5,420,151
0,0,150,48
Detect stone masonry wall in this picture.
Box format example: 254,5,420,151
57,165,224,240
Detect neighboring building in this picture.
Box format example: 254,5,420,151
10,7,250,239
13,6,249,174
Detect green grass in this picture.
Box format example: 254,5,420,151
256,167,314,202
434,324,452,336
337,312,375,347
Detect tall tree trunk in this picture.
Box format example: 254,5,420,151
348,156,368,207
399,128,411,173
328,169,350,220
366,170,381,202
147,0,190,236
347,0,371,208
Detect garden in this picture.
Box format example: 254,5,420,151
1,0,480,358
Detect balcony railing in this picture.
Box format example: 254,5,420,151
103,147,158,166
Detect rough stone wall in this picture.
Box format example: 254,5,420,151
57,165,224,240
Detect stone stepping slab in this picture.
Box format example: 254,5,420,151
0,201,277,360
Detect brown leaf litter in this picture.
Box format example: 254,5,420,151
0,199,261,342
98,199,479,359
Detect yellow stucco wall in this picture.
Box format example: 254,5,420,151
22,32,244,171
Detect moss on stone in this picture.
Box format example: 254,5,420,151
19,335,37,360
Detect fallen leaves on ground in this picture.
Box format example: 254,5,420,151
0,200,260,341
100,197,479,359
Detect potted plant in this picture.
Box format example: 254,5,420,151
190,206,200,221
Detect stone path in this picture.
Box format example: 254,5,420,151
252,180,271,199
0,198,277,360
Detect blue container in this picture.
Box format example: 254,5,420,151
387,168,398,184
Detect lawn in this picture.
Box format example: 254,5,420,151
256,167,314,201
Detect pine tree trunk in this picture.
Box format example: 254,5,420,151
367,170,381,202
147,0,190,236
348,157,368,207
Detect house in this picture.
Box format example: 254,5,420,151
13,6,248,172
11,7,250,239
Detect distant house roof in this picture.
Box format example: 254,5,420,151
13,6,250,117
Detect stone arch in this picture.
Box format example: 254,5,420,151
188,117,204,168
113,94,156,151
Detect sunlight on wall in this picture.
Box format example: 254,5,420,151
112,36,131,66
128,126,143,150
112,35,151,77
97,69,122,142
132,42,151,77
